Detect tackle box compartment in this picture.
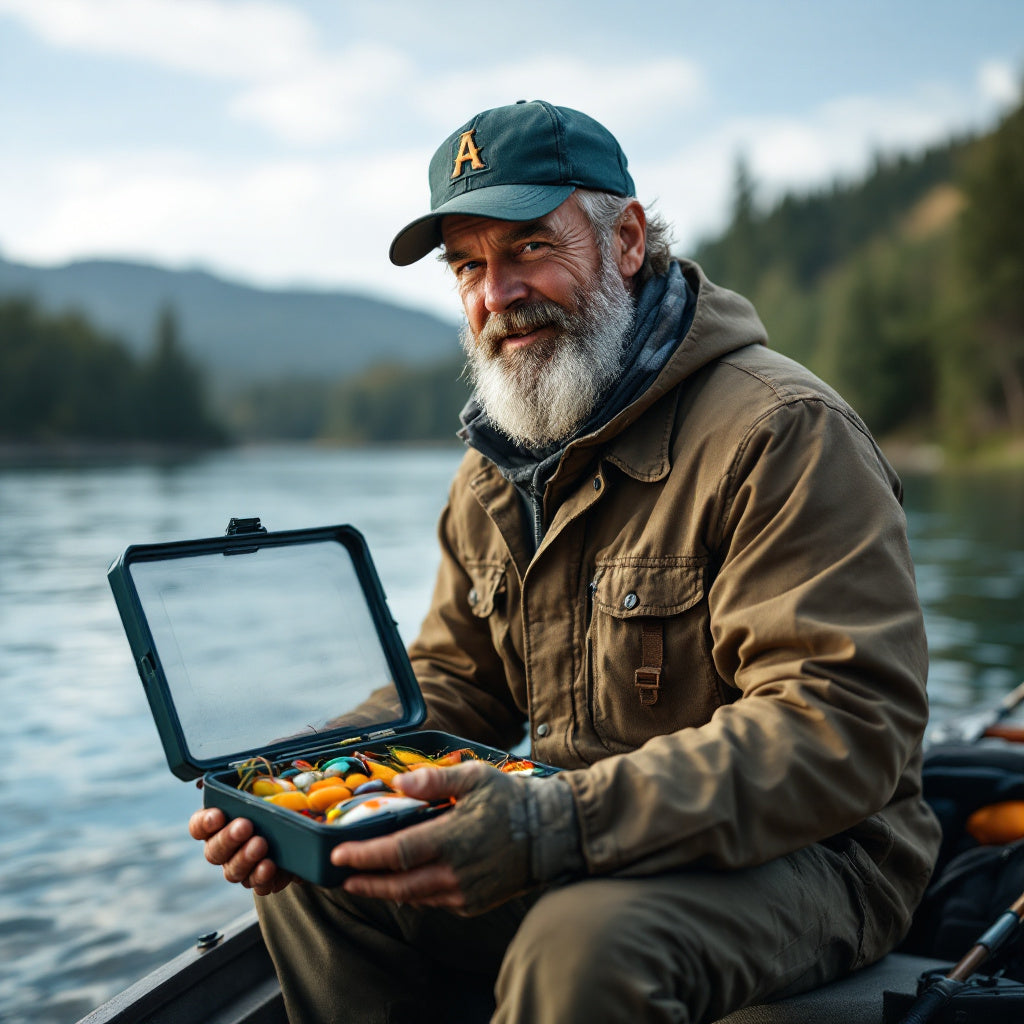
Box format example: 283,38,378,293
107,517,553,886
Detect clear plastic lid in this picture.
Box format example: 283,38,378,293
109,525,423,778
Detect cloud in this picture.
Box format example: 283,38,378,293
4,67,1008,320
642,79,1007,254
745,89,966,190
0,0,705,147
415,55,705,136
0,0,315,79
1,144,460,317
978,59,1021,107
0,0,419,145
227,44,417,145
1,0,1019,318
218,41,705,149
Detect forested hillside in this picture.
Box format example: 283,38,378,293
694,96,1024,454
227,357,469,443
0,300,224,447
0,257,460,390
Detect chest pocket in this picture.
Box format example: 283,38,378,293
465,560,520,671
587,557,722,753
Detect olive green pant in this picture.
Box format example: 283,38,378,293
255,841,902,1024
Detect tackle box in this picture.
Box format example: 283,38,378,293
107,517,554,886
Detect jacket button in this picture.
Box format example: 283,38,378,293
623,592,639,610
468,588,478,606
535,722,550,737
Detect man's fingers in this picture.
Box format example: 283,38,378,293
390,765,445,800
187,809,290,894
330,833,409,872
188,807,226,841
331,762,496,877
342,861,464,909
201,816,254,865
392,760,493,801
220,834,270,882
197,816,279,888
331,813,445,872
245,864,293,896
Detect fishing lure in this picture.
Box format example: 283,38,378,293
233,742,541,827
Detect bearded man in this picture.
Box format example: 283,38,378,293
191,100,941,1024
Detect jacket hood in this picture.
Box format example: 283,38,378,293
568,259,768,454
644,259,767,401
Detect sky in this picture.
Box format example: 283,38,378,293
0,0,1022,325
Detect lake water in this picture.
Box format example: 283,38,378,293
1,447,1022,1024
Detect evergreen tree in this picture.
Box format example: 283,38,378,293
0,298,137,441
958,92,1024,432
320,357,469,443
0,296,226,446
138,305,226,443
827,243,936,436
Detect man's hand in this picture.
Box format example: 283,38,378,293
332,761,544,916
188,808,294,896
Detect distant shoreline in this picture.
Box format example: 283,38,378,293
877,440,946,475
0,437,464,468
880,436,1024,474
1,436,1021,473
0,440,226,468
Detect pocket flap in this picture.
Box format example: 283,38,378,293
465,561,507,618
593,559,705,619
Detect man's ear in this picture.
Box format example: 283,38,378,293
616,200,646,283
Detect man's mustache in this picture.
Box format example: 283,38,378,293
476,301,572,354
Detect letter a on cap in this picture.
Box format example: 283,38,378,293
451,130,486,178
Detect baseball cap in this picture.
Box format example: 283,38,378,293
389,99,635,266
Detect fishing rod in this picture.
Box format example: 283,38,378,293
897,888,1024,1023
926,679,1024,747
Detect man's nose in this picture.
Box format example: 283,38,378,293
483,261,529,313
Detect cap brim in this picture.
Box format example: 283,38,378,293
389,183,576,266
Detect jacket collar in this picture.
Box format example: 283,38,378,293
549,260,767,486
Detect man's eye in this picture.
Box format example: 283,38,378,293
520,241,545,255
455,260,481,276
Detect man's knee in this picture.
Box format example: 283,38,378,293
492,853,864,1024
495,880,704,1024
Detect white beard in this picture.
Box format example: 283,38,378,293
460,255,635,449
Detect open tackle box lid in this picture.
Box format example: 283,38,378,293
107,517,426,781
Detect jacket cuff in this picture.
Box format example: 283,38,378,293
527,775,585,882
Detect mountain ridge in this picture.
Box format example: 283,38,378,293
0,255,461,390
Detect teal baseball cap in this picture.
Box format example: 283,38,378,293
389,100,635,266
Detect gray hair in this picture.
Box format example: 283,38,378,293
574,189,674,287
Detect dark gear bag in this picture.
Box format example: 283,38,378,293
899,740,1024,980
901,837,1024,974
919,740,1024,873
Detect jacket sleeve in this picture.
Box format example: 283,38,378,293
563,397,936,876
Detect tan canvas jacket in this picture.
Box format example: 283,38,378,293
408,260,941,925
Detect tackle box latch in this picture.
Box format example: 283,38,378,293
226,517,268,536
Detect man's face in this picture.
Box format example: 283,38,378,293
441,196,635,448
